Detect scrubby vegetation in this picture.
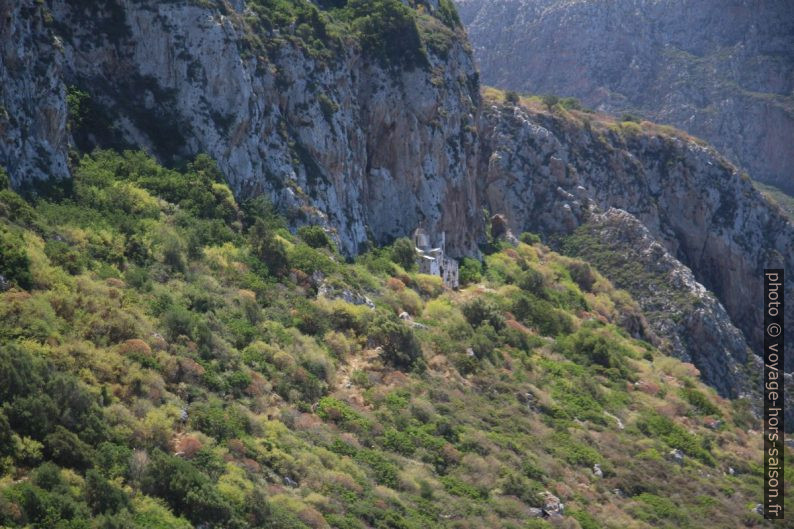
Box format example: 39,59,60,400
241,0,462,71
0,150,789,528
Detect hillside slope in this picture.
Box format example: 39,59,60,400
1,0,793,433
0,154,790,528
455,0,794,193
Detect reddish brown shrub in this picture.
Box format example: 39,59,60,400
387,277,406,291
118,339,152,356
175,435,203,458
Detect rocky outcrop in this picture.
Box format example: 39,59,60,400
0,1,70,187
456,0,794,193
566,208,758,399
476,100,794,422
478,101,793,374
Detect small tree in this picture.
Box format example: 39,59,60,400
505,90,520,105
461,297,504,330
458,257,482,286
519,232,541,245
370,314,423,370
250,219,289,276
391,237,416,270
297,225,331,249
542,94,560,110
0,226,33,289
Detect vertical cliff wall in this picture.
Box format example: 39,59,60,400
3,0,483,256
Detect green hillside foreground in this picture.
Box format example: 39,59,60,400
0,151,789,529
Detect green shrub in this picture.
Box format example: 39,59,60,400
511,293,572,336
437,0,461,28
569,509,601,529
502,472,543,505
0,411,13,458
369,313,423,370
458,257,482,285
440,475,488,500
297,224,331,249
0,344,41,403
559,97,582,111
348,0,428,71
504,90,520,105
162,305,197,341
85,469,129,514
44,426,96,470
636,412,714,465
390,236,416,270
555,324,628,377
470,323,499,361
0,226,33,288
290,243,337,276
519,232,541,245
355,449,400,487
461,297,504,330
316,396,371,431
317,94,339,123
517,268,544,295
567,260,596,292
143,451,233,526
549,432,602,467
250,218,289,276
542,94,560,110
632,493,686,525
681,388,720,417
189,401,249,441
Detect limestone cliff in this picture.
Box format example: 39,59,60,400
3,0,482,256
0,1,70,186
456,0,794,193
478,99,794,369
476,97,794,422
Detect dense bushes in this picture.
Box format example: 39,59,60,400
555,323,630,379
636,412,715,465
461,297,504,330
348,0,428,71
0,226,32,289
0,148,776,529
369,313,423,370
390,236,416,270
511,293,573,336
142,452,233,526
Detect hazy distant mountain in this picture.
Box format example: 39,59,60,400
456,0,794,193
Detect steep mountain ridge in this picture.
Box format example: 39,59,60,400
455,0,794,193
1,0,792,422
3,0,483,256
477,95,794,373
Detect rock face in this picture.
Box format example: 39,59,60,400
3,0,483,257
1,0,793,424
478,102,794,367
455,0,794,193
0,1,70,187
476,100,794,424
